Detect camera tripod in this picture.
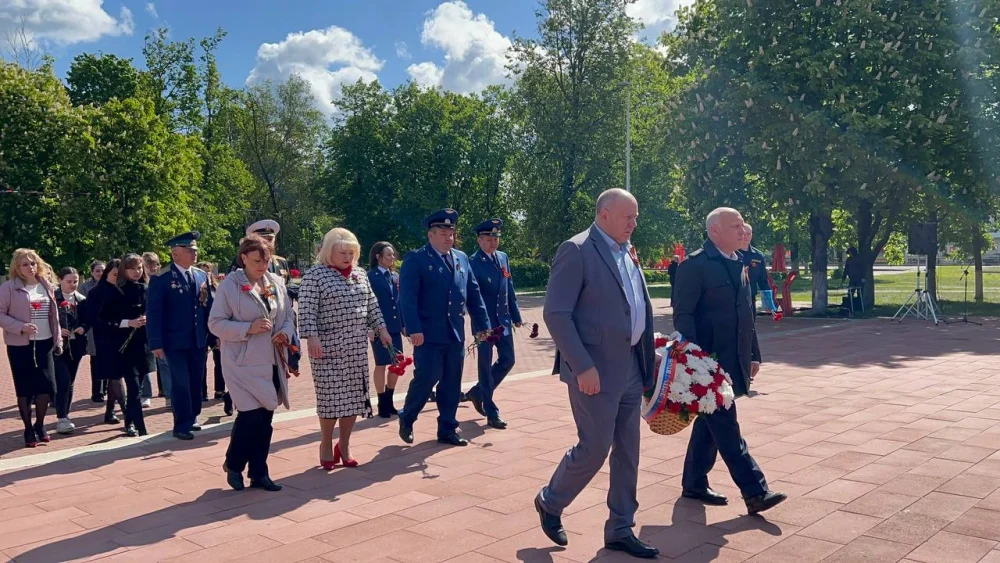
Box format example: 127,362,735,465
955,261,982,325
892,256,944,325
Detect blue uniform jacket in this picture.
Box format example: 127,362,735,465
368,268,404,334
740,246,771,295
147,264,212,351
469,249,522,332
399,244,490,344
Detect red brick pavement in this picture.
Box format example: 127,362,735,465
7,300,1000,561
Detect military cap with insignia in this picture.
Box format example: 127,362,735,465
166,231,200,249
424,208,459,230
246,219,280,237
475,218,503,237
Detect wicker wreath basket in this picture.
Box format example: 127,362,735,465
646,410,692,435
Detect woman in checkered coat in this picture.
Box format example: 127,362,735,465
299,228,393,469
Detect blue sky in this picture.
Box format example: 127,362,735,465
5,0,685,116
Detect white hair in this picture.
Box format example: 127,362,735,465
595,188,636,215
705,207,740,232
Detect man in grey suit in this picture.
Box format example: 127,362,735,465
535,188,658,559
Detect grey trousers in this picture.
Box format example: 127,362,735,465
539,348,643,542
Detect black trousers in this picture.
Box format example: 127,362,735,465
54,351,83,418
212,348,225,393
225,408,275,479
682,401,767,498
121,358,147,433
89,355,107,398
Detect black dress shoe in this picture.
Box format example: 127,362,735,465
191,423,202,431
91,394,105,403
437,433,468,446
487,417,508,430
534,495,568,546
605,534,659,559
682,488,728,506
745,491,787,515
223,393,233,416
428,390,437,402
173,431,195,440
104,414,119,425
214,392,225,400
467,394,486,417
125,425,138,437
224,464,245,491
399,420,414,444
250,476,282,492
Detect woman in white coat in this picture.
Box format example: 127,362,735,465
208,235,295,492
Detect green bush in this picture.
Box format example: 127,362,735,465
510,259,550,289
643,270,670,284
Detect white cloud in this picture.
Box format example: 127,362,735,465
395,40,410,59
406,61,443,88
407,1,511,93
0,0,134,46
627,0,694,39
145,3,158,19
247,25,384,117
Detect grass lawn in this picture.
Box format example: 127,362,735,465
524,266,1000,318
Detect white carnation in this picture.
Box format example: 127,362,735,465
698,393,718,414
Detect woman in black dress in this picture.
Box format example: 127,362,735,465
54,267,89,434
106,254,153,436
86,259,128,426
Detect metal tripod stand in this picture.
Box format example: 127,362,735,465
955,261,982,325
892,255,944,325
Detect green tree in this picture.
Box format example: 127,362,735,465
66,53,144,107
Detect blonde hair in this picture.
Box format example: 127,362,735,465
9,248,54,284
316,228,361,267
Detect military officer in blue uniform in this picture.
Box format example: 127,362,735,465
398,208,491,447
464,219,522,430
739,224,770,315
147,231,213,440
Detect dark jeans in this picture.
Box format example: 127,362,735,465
123,370,146,433
682,402,767,498
164,348,206,433
54,351,83,419
466,331,515,418
225,408,276,479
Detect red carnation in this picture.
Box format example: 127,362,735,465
30,302,42,310
773,312,783,322
688,401,700,413
715,392,725,407
654,336,668,348
395,353,405,363
291,269,301,278
690,383,709,397
59,301,70,308
667,402,682,414
240,284,252,292
673,352,688,364
685,368,695,375
404,357,413,366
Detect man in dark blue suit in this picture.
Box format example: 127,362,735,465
464,219,521,430
147,231,213,440
398,208,491,447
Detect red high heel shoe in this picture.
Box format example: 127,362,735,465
320,457,336,470
334,444,358,468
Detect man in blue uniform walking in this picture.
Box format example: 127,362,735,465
398,209,491,447
464,219,521,430
147,231,213,440
740,224,770,316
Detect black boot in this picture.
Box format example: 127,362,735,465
377,391,392,418
384,387,398,415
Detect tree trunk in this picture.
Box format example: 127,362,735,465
809,210,833,313
924,211,938,301
973,231,984,302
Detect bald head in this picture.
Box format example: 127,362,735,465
595,188,639,244
741,223,753,251
706,207,745,255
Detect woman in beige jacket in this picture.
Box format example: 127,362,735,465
208,236,295,492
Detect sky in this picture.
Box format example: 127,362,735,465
1,0,692,117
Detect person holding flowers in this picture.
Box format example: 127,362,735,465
366,241,405,418
87,259,128,425
209,235,294,492
0,249,63,448
102,254,154,437
672,207,785,515
300,228,392,469
53,267,89,434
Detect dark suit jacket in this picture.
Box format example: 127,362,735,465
399,244,490,345
469,249,522,330
672,238,761,397
368,267,403,334
147,264,212,351
544,224,655,392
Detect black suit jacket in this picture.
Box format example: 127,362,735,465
671,239,761,397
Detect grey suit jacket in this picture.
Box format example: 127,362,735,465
544,224,656,392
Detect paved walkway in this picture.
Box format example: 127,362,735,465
3,303,1000,561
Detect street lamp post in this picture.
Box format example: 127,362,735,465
619,80,632,192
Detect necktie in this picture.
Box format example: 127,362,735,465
185,270,194,290
385,270,395,297
443,253,455,273
493,254,502,271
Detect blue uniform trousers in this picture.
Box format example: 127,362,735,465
400,341,465,438
466,332,515,418
164,348,206,434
